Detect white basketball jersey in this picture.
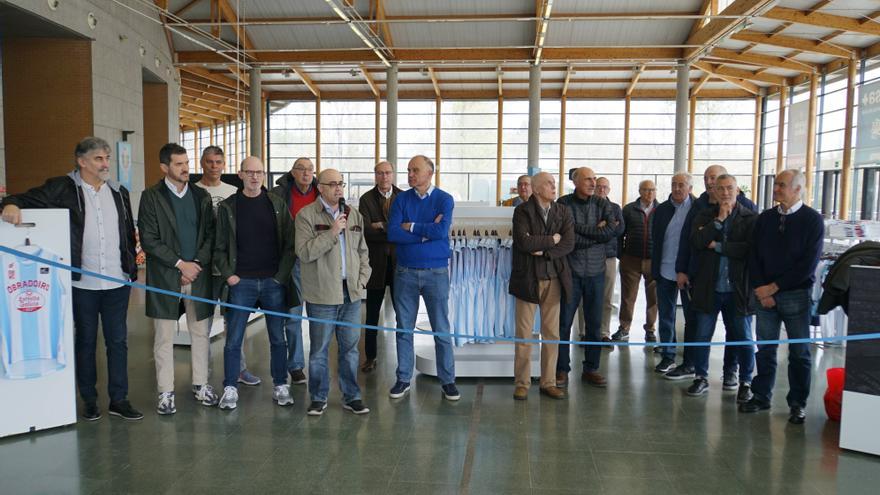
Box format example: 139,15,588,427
0,245,68,379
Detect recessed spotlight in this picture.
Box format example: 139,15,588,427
87,12,97,30
139,45,146,57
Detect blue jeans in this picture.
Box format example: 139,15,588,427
558,273,604,374
72,286,131,402
656,277,689,360
751,288,812,408
223,278,287,388
393,266,456,385
284,260,305,371
692,291,754,383
306,288,362,403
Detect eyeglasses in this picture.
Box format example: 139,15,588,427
320,181,346,188
241,170,264,177
640,188,656,192
375,171,393,176
292,167,314,173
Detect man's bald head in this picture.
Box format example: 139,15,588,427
317,168,344,205
572,167,597,197
531,172,557,204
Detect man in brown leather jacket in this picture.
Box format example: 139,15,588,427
509,172,574,400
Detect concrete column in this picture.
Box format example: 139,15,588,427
527,63,541,175
386,63,398,173
248,67,262,159
673,61,689,173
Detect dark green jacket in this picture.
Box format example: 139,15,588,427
213,190,299,309
137,181,215,320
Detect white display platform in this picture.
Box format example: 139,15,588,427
172,307,260,345
0,209,77,437
416,337,540,378
840,390,880,456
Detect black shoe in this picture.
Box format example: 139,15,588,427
645,332,657,343
736,384,754,404
82,402,101,421
788,406,806,425
442,383,461,401
722,373,738,391
307,401,328,416
108,400,144,421
610,330,629,342
343,400,371,415
687,378,709,397
738,398,771,413
654,357,676,374
289,369,307,385
664,365,695,381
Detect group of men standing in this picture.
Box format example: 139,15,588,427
509,164,823,425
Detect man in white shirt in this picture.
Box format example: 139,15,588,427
193,146,261,387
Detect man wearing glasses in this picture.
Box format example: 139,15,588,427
358,161,402,372
295,169,371,416
271,158,319,386
215,157,297,410
742,169,823,425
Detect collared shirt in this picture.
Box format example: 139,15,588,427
779,200,804,216
74,181,125,290
319,196,347,280
640,200,655,217
713,208,737,293
539,204,550,224
164,177,188,199
660,196,692,280
379,188,393,199
409,185,436,233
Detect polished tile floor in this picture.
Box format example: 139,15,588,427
1,290,879,495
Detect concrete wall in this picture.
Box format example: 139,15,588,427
1,0,179,212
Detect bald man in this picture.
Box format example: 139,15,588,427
214,156,297,411
296,168,372,416
387,155,459,401
614,179,659,345
557,167,616,387
358,161,403,372
510,172,573,400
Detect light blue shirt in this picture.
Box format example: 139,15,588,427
660,196,692,280
318,196,346,280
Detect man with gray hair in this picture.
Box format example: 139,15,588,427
1,137,143,421
502,175,532,207
650,172,696,373
742,169,823,425
595,177,625,346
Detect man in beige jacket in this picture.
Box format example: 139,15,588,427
295,169,371,416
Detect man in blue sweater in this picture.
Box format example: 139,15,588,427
741,169,823,425
387,155,459,401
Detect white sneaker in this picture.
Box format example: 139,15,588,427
193,384,220,407
273,384,294,406
156,392,176,415
219,386,238,410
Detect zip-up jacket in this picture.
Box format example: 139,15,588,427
603,201,625,259
557,193,616,277
1,170,137,282
509,196,575,304
620,198,659,259
213,189,298,309
270,172,319,219
651,193,697,281
676,190,758,277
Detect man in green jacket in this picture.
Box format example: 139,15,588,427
138,143,217,415
214,156,297,410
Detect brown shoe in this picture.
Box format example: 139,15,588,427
581,371,608,388
513,386,529,401
555,371,568,388
540,386,567,399
360,358,377,373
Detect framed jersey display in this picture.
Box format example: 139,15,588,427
0,209,76,437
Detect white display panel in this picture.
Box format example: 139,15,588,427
0,209,76,437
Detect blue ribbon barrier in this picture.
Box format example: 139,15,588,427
2,244,878,348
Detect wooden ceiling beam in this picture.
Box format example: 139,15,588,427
266,88,753,101
707,48,816,72
217,0,256,52
173,0,203,16
293,68,321,97
180,79,249,101
226,65,250,87
683,0,777,59
360,64,380,96
561,65,573,97
691,73,713,96
693,62,784,84
693,62,759,94
178,66,241,90
180,89,244,111
763,6,880,36
731,30,854,58
861,9,880,25
428,67,442,98
626,64,645,96
180,102,233,121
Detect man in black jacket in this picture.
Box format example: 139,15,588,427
650,173,696,373
596,177,625,346
686,175,756,401
614,180,659,343
510,172,573,400
558,167,616,387
358,160,402,372
1,137,142,421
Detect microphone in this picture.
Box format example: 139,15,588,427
338,197,347,218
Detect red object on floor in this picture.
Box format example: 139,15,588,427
824,367,845,422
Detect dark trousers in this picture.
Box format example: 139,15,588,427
692,292,754,383
679,290,735,375
73,286,132,403
364,263,394,361
558,273,605,373
656,277,690,360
